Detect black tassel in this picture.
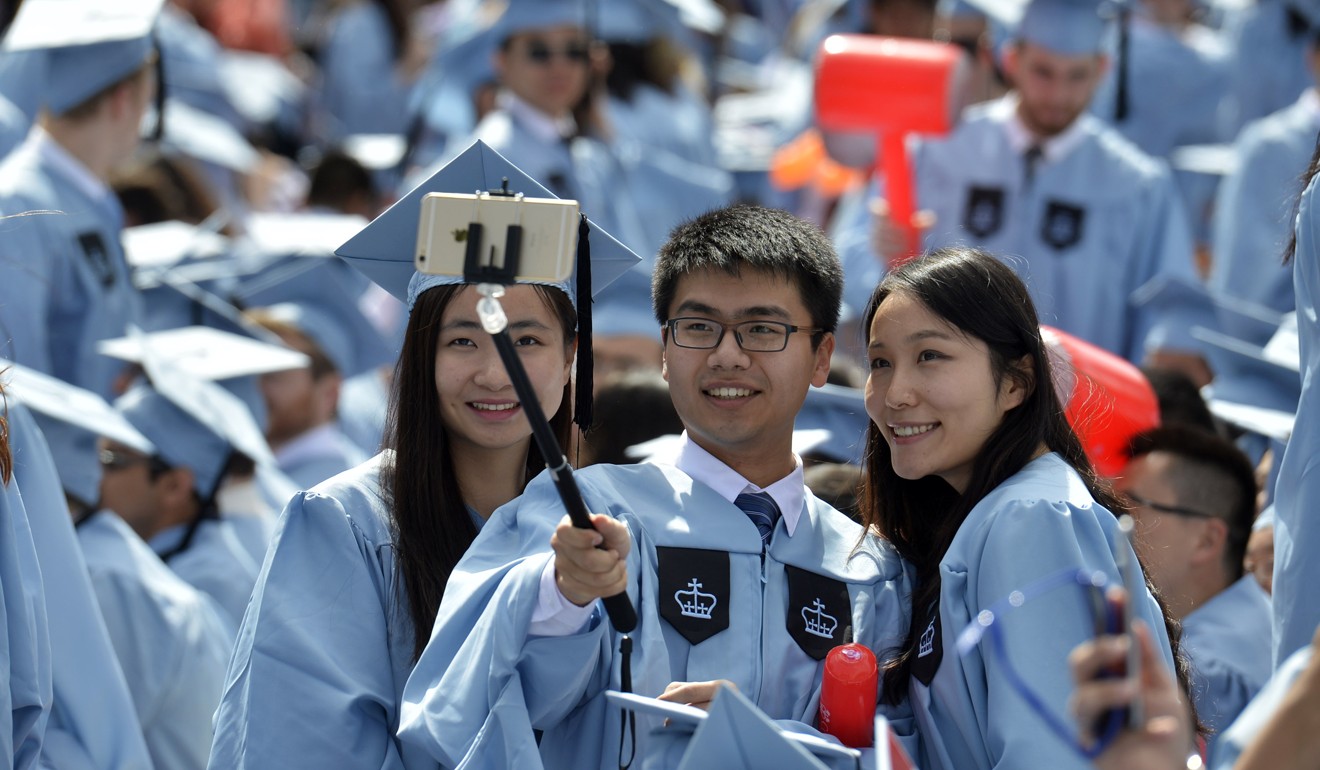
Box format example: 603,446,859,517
1114,8,1130,123
574,214,593,433
152,33,167,141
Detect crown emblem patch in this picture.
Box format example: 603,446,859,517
676,579,718,620
658,547,730,645
786,566,851,660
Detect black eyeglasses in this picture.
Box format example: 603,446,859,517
1122,491,1215,520
665,317,822,353
99,448,170,475
523,40,590,65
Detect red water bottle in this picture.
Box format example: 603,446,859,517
818,643,878,748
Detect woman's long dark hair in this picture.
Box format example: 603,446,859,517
1,380,11,486
857,247,1162,706
383,283,576,660
1284,130,1320,265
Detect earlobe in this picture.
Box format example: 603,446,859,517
810,333,836,388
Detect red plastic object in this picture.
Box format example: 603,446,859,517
1042,326,1161,478
818,643,879,748
814,35,962,263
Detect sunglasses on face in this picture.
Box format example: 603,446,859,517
521,40,591,65
99,447,169,475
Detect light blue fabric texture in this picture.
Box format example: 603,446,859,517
1210,91,1317,326
837,97,1200,362
315,1,412,140
0,94,29,161
208,452,437,769
1218,0,1312,138
1271,171,1320,665
76,509,230,770
1180,575,1273,754
4,402,153,770
396,461,916,769
0,134,141,398
909,453,1175,770
338,369,391,457
1210,638,1314,770
149,519,259,634
0,419,50,770
276,426,369,491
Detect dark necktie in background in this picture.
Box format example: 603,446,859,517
1024,144,1045,188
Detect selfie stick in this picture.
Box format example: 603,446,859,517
465,192,637,635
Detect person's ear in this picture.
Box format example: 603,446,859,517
1000,354,1034,410
1190,516,1228,567
810,333,836,388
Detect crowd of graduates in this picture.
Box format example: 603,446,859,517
1,0,1319,767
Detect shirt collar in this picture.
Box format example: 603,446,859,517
497,89,577,145
31,126,114,205
1000,94,1090,165
673,432,805,536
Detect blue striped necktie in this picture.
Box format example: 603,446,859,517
734,492,781,547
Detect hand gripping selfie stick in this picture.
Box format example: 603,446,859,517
461,187,638,637
814,35,962,264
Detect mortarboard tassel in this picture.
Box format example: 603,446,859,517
1114,6,1130,123
152,32,167,141
574,214,593,433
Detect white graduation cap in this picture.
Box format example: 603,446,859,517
1169,143,1239,177
2,0,166,116
1202,395,1295,443
148,97,261,174
241,211,371,260
121,219,231,270
217,49,304,127
97,325,310,381
340,133,409,172
0,357,155,455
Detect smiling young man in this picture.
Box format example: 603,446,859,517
398,205,915,768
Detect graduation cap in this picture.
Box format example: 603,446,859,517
604,687,858,769
597,0,722,44
2,0,166,116
148,97,260,174
335,139,642,429
794,383,869,466
493,0,589,44
97,325,310,381
114,330,276,500
1,356,156,506
237,258,394,379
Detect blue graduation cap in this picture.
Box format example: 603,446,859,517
794,383,869,466
598,0,685,43
1017,0,1118,55
335,139,642,428
1,357,156,506
114,331,276,499
493,0,588,44
592,267,660,341
1,0,165,116
237,258,395,379
605,687,857,769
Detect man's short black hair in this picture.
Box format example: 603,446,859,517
651,205,844,346
1128,425,1258,580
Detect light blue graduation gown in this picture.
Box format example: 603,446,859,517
1,440,50,770
905,98,1199,362
0,94,28,162
315,1,412,140
610,140,734,266
338,369,391,457
209,452,436,769
276,424,369,491
1180,575,1273,753
4,403,153,770
910,453,1175,770
150,519,260,634
606,84,718,169
396,462,916,769
1210,91,1317,325
1271,172,1320,665
156,5,244,130
77,510,231,770
0,133,141,399
1210,638,1314,770
1218,0,1312,138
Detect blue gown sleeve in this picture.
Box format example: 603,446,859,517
957,497,1173,769
5,403,153,770
208,490,409,770
1272,173,1320,665
2,470,50,770
1129,167,1203,360
398,471,611,767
